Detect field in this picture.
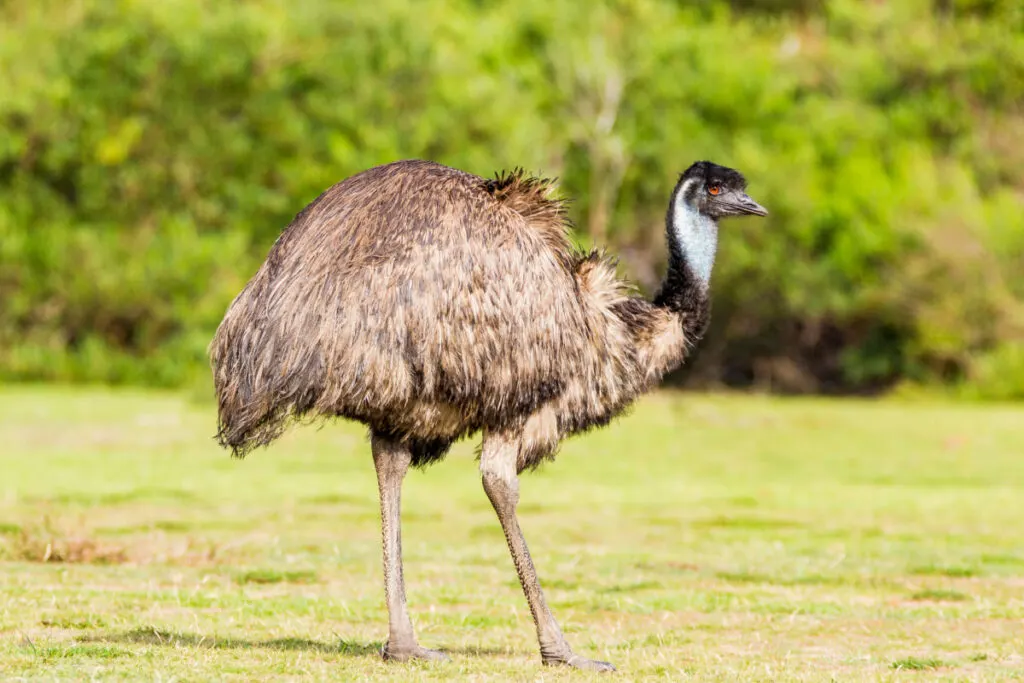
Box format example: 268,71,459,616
1,387,1023,681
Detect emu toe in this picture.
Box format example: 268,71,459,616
382,643,450,663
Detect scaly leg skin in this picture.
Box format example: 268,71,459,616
372,434,449,663
480,429,616,672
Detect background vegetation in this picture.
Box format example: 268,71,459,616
1,0,1022,396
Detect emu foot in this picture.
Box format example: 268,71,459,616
382,642,450,663
543,651,616,672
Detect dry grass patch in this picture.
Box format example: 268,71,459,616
0,519,128,565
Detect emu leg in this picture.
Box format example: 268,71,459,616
371,433,448,662
480,429,615,672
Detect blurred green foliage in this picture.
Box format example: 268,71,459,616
0,0,1022,396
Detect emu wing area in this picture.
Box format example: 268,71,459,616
211,160,590,455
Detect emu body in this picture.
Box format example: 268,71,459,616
210,159,766,670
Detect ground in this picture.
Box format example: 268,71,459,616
0,386,1022,681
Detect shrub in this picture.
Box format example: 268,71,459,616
0,0,1021,394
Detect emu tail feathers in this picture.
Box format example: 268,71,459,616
208,289,324,458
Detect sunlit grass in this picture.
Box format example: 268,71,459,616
1,386,1023,680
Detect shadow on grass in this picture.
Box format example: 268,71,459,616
87,628,512,658
85,628,381,656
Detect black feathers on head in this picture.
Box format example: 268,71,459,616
673,161,750,211
680,161,747,192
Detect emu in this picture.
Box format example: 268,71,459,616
209,159,766,671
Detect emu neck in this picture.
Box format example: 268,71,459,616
653,185,717,342
671,189,718,287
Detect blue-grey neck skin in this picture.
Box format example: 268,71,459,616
670,179,718,289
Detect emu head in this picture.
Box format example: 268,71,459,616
669,161,767,287
675,161,767,220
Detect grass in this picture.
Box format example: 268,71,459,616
235,569,319,585
0,386,1023,680
890,656,947,671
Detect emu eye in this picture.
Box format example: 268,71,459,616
708,184,721,196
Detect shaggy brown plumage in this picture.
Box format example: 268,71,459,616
211,160,696,468
209,158,766,670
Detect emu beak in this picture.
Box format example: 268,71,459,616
735,192,768,217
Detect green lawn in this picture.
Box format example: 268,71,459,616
1,386,1022,681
